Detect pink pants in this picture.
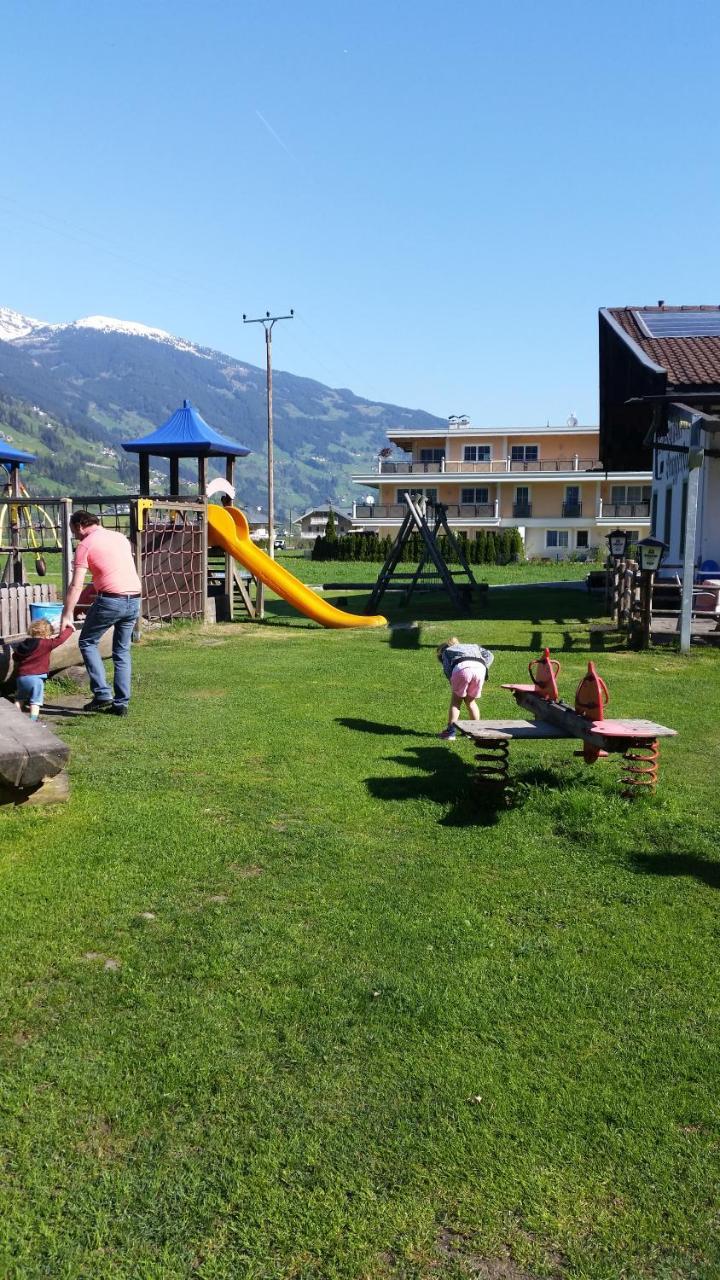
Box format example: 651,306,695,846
450,661,486,699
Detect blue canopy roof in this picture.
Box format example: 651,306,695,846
0,442,36,466
121,400,251,458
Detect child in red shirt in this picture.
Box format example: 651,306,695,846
13,618,74,721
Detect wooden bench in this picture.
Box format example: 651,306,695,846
0,700,70,806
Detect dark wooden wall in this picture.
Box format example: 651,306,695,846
598,313,666,471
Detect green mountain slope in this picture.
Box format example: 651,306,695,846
0,317,445,514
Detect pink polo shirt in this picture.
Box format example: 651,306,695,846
74,525,141,594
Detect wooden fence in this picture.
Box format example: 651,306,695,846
0,583,58,641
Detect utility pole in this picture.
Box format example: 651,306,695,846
243,309,293,559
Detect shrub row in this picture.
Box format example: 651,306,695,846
311,527,525,564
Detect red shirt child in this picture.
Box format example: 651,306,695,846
13,619,74,720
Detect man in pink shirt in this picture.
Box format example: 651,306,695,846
60,510,142,716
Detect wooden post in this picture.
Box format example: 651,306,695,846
130,499,144,641
201,498,211,622
641,569,655,650
139,454,150,496
611,559,621,625
60,497,74,597
197,456,208,498
169,456,180,496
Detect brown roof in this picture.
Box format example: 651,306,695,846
606,306,720,387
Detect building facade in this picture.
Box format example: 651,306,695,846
351,423,651,558
599,305,720,573
293,505,353,543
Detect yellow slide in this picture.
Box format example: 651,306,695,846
207,505,387,629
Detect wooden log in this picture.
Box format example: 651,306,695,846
0,701,70,791
0,770,69,807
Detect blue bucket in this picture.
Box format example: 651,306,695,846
29,602,64,633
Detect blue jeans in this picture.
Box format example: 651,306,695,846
16,673,46,707
79,594,141,708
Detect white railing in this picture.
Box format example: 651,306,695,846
374,457,601,475
353,501,501,521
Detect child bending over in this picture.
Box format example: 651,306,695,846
13,618,74,721
436,636,494,740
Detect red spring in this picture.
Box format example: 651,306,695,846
620,739,659,796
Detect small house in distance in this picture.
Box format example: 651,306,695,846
294,505,352,543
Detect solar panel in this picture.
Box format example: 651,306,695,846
636,310,720,338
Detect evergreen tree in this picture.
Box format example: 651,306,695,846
325,508,337,541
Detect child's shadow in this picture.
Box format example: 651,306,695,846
365,745,504,827
336,717,437,739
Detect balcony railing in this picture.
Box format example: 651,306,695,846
374,457,601,475
562,502,583,517
513,503,532,518
353,502,499,521
600,502,651,519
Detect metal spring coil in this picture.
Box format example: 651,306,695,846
474,739,510,789
620,739,659,796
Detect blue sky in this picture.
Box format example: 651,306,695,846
3,0,719,424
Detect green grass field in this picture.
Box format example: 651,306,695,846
1,586,719,1279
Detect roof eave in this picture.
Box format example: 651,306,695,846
600,308,667,377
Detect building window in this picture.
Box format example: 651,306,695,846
515,486,530,505
546,530,569,548
612,485,652,505
663,486,673,549
419,448,444,463
576,531,589,548
397,487,438,505
461,487,490,505
463,445,491,462
511,445,539,462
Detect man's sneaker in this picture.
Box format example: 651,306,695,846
83,699,113,713
111,705,129,717
438,728,457,740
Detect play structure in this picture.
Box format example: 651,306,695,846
207,505,386,629
0,401,387,644
365,492,479,614
456,647,676,799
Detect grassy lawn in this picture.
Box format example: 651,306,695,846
276,552,595,587
1,587,719,1278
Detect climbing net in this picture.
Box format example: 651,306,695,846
141,503,205,623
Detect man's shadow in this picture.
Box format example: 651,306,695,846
336,716,437,739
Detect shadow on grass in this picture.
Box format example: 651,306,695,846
365,745,504,827
628,851,720,890
336,717,437,739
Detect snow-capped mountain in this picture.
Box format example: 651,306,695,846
0,301,445,510
0,306,200,355
0,306,47,342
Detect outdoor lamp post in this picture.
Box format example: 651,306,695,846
636,536,666,574
636,537,666,650
606,528,629,560
606,529,628,624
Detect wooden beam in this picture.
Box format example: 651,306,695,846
139,454,150,496
169,457,180,496
0,701,70,792
197,456,208,497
